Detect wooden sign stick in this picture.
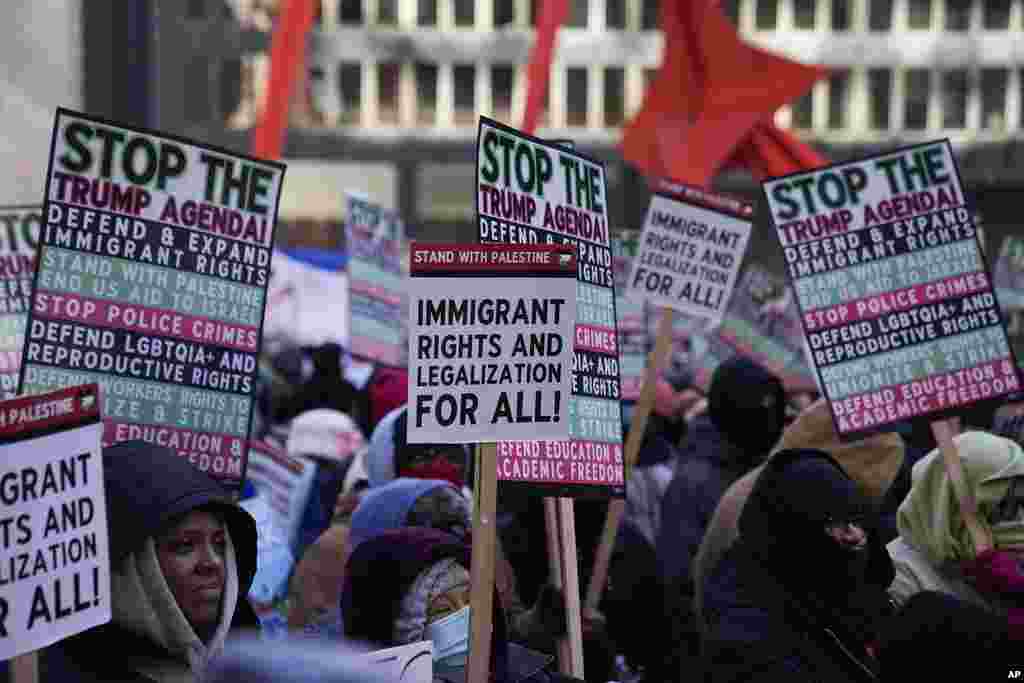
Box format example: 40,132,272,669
931,419,992,554
557,497,585,676
467,443,499,683
543,498,572,671
11,652,39,683
584,306,675,614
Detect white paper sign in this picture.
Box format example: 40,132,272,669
0,384,108,659
627,189,752,321
407,243,576,444
362,640,434,682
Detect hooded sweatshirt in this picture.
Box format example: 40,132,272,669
693,399,905,633
45,441,258,683
888,430,1024,610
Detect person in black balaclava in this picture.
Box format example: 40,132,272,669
702,449,896,682
655,357,786,678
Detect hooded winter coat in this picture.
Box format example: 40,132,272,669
45,441,259,683
702,449,896,682
888,431,1024,610
692,399,905,635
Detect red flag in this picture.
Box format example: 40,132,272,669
252,0,317,160
522,0,571,134
622,0,828,186
728,122,830,180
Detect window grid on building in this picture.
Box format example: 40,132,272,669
275,0,1024,142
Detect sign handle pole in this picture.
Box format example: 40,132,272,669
543,498,572,672
467,442,499,683
557,498,585,677
11,652,38,683
584,307,675,613
930,419,992,554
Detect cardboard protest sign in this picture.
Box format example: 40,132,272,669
611,231,648,401
0,384,107,660
476,118,625,497
627,185,752,322
346,194,406,367
763,140,1023,439
0,206,41,399
407,243,575,444
245,439,318,554
19,109,285,490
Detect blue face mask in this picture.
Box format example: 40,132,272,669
425,605,470,668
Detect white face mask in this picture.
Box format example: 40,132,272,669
425,604,470,668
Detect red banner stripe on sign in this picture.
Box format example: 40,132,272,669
410,242,577,275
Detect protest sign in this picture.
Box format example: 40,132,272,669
263,249,349,354
626,187,752,322
476,118,625,497
18,109,285,490
346,194,406,367
995,236,1024,310
611,231,648,402
0,384,107,660
0,206,41,399
406,242,576,444
245,439,318,555
763,140,1023,439
361,641,433,682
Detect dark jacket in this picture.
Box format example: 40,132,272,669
44,441,259,683
702,449,895,683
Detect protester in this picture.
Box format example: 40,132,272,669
888,430,1024,632
656,357,787,675
702,449,896,681
45,441,259,682
366,406,470,491
692,398,905,636
341,527,581,682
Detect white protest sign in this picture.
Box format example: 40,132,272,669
245,439,318,554
407,243,576,444
0,205,40,400
763,140,1022,438
361,641,434,682
0,384,107,660
627,185,752,321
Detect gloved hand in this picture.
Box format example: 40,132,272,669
961,549,1024,596
511,583,567,649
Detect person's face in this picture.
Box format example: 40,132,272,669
425,570,470,624
155,510,227,632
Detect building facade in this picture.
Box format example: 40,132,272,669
101,0,1024,273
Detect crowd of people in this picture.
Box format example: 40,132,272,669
20,341,1024,681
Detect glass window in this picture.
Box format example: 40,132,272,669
454,65,475,125
642,0,659,29
455,0,475,26
828,71,850,129
908,0,932,29
944,0,970,30
339,0,363,23
378,62,400,123
791,92,813,129
219,58,241,123
567,68,589,127
377,0,397,25
756,0,778,29
869,0,892,30
794,0,816,28
869,68,892,129
418,0,436,26
494,0,515,26
188,0,206,19
606,0,626,28
604,68,625,127
832,0,851,30
338,62,361,124
981,68,1008,129
941,70,967,128
984,0,1011,29
492,65,515,122
416,63,437,125
904,69,930,130
185,58,210,123
568,0,589,27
